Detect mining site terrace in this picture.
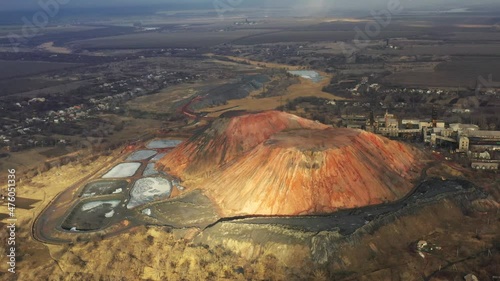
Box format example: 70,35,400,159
0,2,499,281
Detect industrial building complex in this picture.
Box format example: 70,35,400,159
342,111,500,170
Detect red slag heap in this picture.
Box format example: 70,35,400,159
158,111,423,216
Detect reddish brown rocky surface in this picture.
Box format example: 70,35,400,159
158,110,329,178
158,111,424,216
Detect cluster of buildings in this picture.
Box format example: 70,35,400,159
457,129,500,170
0,68,206,153
342,110,500,170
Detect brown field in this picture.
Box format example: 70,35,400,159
383,57,500,88
0,60,82,79
71,29,274,49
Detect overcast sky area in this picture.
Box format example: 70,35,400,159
1,0,499,12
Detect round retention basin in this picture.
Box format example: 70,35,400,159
127,177,172,209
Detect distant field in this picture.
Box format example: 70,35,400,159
448,32,500,41
369,43,500,56
383,71,476,89
231,19,500,45
0,26,22,37
0,78,88,98
436,57,500,75
0,25,101,37
383,57,500,88
0,60,82,79
41,26,104,34
0,26,133,47
232,30,428,45
71,30,272,49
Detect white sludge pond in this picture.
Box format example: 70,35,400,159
127,177,172,209
62,139,183,232
102,163,141,178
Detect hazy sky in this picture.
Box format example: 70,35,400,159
1,0,499,12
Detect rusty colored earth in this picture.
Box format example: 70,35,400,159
158,111,424,216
